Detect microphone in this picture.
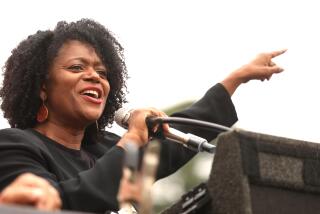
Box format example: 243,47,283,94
118,142,139,214
139,140,161,214
123,142,139,183
115,108,215,154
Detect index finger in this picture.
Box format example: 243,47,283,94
271,49,287,58
159,114,170,132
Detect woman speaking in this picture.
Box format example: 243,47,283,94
0,19,285,213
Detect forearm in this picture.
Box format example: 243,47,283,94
156,83,238,178
172,83,238,139
116,132,144,150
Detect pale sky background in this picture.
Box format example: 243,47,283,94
0,0,320,144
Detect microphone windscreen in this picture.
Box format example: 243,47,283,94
115,107,133,128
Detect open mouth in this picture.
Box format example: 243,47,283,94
80,89,102,99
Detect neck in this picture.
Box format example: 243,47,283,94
34,121,85,150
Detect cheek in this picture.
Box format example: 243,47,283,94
103,81,111,98
101,82,110,111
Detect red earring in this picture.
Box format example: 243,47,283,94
37,102,48,123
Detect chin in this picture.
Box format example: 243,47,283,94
83,113,103,123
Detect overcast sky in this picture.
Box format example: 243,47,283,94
0,0,320,143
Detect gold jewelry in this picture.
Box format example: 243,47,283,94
96,121,99,131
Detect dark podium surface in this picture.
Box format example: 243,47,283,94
162,129,320,214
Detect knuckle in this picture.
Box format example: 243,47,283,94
19,172,34,179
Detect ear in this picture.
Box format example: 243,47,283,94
39,84,47,101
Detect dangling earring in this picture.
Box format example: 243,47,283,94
96,121,99,131
37,101,48,123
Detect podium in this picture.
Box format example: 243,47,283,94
162,129,320,214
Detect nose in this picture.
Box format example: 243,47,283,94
83,68,100,83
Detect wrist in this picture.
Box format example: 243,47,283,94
117,132,144,149
220,69,243,96
230,66,249,84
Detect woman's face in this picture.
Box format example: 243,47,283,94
43,40,110,129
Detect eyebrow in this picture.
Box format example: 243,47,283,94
67,57,106,68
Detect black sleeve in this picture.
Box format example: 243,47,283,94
171,83,238,139
156,83,238,179
0,128,124,213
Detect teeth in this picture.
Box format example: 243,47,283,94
82,90,99,98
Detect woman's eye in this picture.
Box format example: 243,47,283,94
68,65,84,71
97,70,108,79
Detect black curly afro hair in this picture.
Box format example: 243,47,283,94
0,19,128,143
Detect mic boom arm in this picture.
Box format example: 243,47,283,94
146,116,231,154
